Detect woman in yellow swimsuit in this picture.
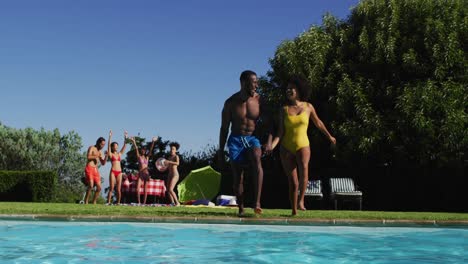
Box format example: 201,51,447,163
267,76,336,215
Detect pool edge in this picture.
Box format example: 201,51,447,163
1,214,467,227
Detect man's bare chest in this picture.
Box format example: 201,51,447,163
232,99,260,120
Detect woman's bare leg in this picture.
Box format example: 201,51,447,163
169,174,180,206
280,146,299,215
136,178,142,204
107,172,115,204
143,181,148,204
116,173,122,204
296,147,311,211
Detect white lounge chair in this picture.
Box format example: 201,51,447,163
304,180,323,199
329,178,362,210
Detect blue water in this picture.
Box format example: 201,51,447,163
0,221,466,263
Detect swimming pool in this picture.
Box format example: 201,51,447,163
0,221,466,263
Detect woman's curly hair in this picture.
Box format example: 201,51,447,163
169,142,180,150
287,75,311,101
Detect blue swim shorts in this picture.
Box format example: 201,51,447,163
227,135,261,163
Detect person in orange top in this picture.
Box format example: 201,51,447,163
106,130,128,205
84,136,108,204
266,76,336,215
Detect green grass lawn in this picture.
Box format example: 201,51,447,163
0,202,467,222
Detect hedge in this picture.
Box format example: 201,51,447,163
0,170,57,202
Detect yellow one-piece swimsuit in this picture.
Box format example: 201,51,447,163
281,105,310,153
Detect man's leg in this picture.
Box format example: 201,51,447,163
93,180,102,204
230,162,245,216
249,147,263,214
84,179,94,204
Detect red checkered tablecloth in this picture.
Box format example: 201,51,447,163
122,177,166,197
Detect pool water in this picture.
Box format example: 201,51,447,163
0,221,466,263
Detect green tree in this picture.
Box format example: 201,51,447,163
0,123,86,200
262,0,467,168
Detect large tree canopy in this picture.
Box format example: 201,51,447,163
262,0,467,168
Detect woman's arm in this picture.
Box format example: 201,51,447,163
131,137,140,159
107,130,112,158
309,103,336,145
148,136,159,158
119,131,128,154
165,155,180,166
270,108,285,150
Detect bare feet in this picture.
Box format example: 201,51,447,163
298,202,306,211
254,207,263,215
237,210,245,217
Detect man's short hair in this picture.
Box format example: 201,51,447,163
240,70,257,84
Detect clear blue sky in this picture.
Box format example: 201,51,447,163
0,0,359,154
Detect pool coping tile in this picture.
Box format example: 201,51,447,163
1,214,467,227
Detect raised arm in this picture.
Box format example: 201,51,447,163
148,136,159,158
308,103,336,145
119,131,128,154
107,130,112,158
131,137,140,159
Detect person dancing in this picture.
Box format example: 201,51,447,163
131,136,158,204
106,130,128,204
84,136,107,204
266,76,336,215
164,142,181,206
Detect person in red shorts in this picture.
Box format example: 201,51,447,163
84,137,108,204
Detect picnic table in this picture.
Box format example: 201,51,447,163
121,174,166,204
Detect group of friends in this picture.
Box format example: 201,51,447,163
83,70,336,216
83,131,181,206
